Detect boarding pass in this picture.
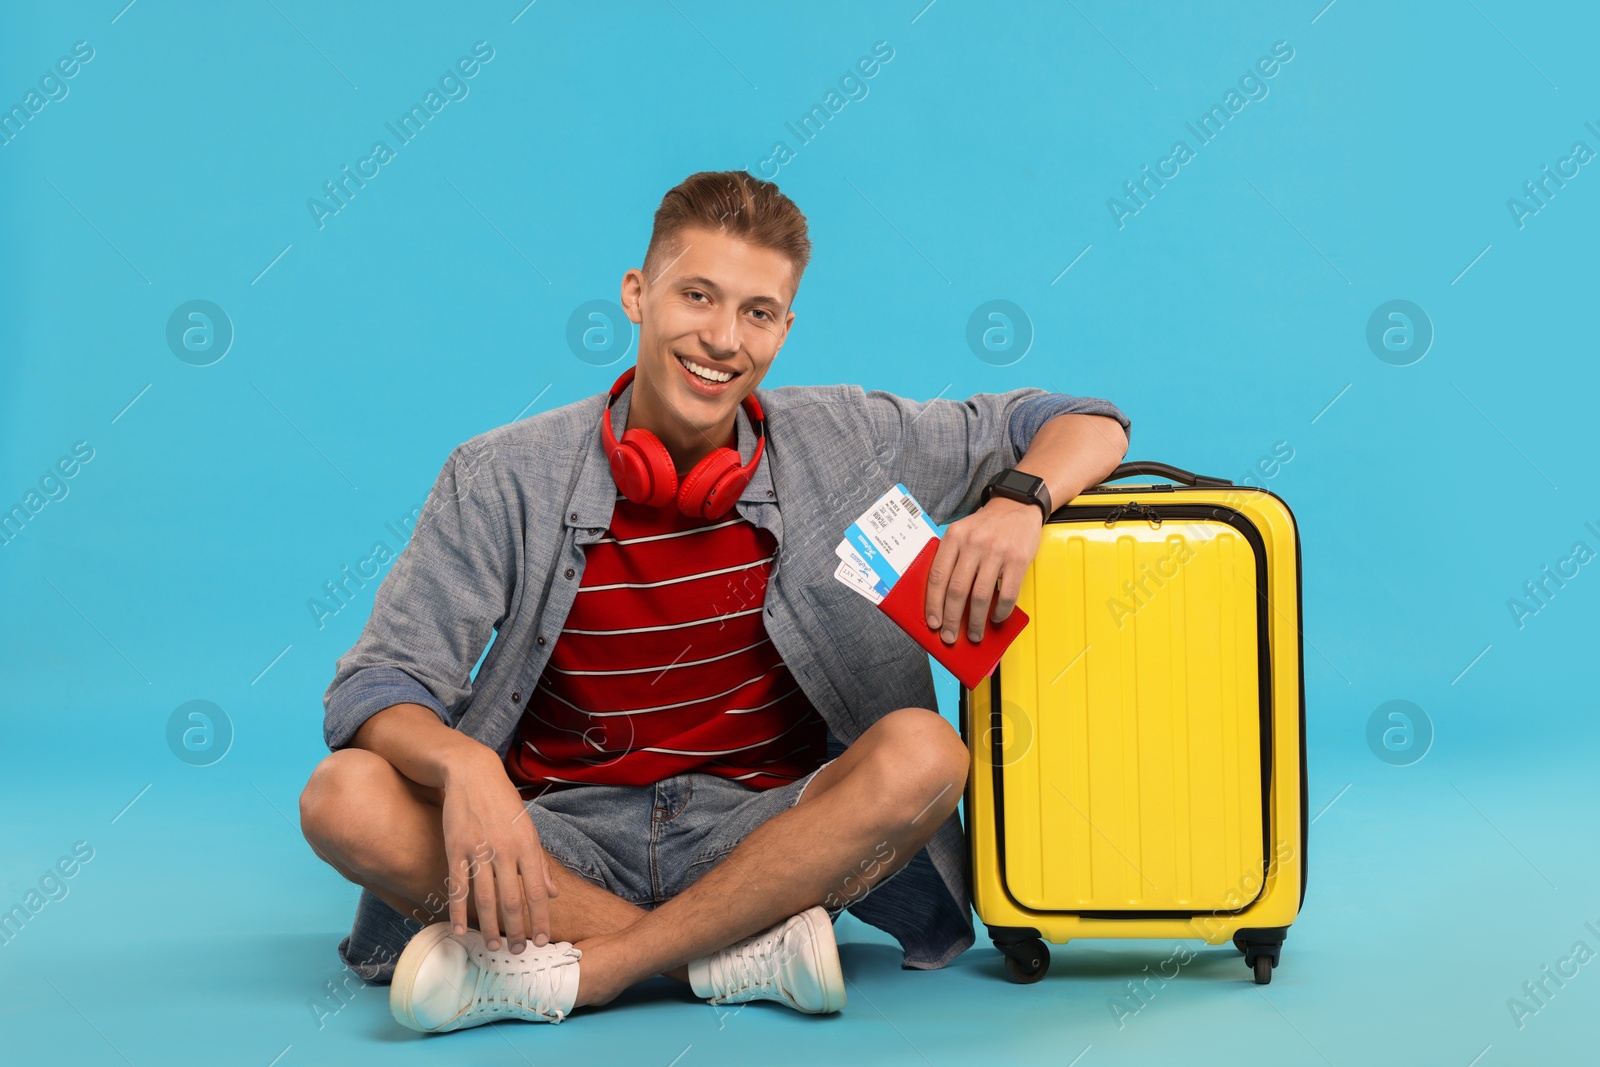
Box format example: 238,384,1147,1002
833,484,940,604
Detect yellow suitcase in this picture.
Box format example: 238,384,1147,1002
961,462,1306,985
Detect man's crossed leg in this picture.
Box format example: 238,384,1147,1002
299,707,968,1028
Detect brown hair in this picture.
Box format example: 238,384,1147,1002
643,171,812,299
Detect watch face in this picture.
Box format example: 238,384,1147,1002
988,469,1049,517
999,470,1040,493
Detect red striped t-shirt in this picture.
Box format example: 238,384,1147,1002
504,490,828,795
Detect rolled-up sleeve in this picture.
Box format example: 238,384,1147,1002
1007,391,1131,457
860,386,1131,527
320,437,517,750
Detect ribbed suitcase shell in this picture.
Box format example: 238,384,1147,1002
962,467,1306,983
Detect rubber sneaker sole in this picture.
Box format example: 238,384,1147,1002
797,906,846,1014
390,922,461,1032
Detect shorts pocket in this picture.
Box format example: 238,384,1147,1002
687,826,741,869
559,854,611,890
687,844,736,871
684,776,805,869
528,817,613,890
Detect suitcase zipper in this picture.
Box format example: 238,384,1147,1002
988,500,1280,918
1100,501,1164,527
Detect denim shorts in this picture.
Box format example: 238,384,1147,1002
337,758,838,984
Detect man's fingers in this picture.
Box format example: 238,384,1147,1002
447,854,470,936
472,860,502,950
923,536,959,630
992,561,1023,624
940,552,981,644
522,854,553,948
967,559,1004,642
495,857,526,951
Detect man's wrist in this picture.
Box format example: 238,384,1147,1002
442,738,507,787
981,494,1047,524
981,468,1053,523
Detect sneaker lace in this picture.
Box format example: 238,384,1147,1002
712,929,785,1001
465,947,580,1023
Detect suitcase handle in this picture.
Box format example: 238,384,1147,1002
1099,461,1233,488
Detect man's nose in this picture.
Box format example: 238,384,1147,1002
700,303,742,357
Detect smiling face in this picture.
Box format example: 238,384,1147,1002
619,225,798,474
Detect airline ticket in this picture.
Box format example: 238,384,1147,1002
833,484,940,603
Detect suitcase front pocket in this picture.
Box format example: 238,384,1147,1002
989,505,1272,916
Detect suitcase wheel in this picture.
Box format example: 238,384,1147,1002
998,938,1050,984
1236,927,1286,984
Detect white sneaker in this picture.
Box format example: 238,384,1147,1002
688,905,845,1014
389,923,583,1032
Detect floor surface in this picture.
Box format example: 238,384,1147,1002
3,719,1593,1067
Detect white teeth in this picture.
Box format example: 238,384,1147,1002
677,355,733,383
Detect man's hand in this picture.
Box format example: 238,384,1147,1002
440,749,560,953
924,496,1043,644
922,411,1128,643
349,702,560,954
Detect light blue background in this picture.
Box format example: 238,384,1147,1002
2,2,1596,1064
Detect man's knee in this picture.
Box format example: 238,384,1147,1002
299,747,394,852
862,707,969,823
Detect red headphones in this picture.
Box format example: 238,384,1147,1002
600,366,767,519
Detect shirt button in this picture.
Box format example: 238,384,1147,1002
512,692,521,703
570,511,578,521
564,567,575,579
766,489,773,497
536,635,546,646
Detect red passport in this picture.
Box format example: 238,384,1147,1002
874,537,1030,689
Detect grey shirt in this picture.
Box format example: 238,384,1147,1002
323,377,1130,969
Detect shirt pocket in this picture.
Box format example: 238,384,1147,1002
800,576,910,675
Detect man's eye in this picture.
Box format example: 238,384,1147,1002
752,309,770,321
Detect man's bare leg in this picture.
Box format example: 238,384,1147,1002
570,707,967,1008
299,748,692,983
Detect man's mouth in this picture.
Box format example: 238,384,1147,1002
675,353,739,391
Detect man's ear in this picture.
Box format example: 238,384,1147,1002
620,268,645,324
776,307,796,351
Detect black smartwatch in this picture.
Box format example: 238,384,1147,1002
980,468,1053,523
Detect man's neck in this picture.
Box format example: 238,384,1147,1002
624,387,738,477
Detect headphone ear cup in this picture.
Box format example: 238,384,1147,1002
677,447,745,519
612,428,678,507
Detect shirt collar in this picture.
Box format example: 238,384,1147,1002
566,377,775,530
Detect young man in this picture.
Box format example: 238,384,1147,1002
299,171,1130,1032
